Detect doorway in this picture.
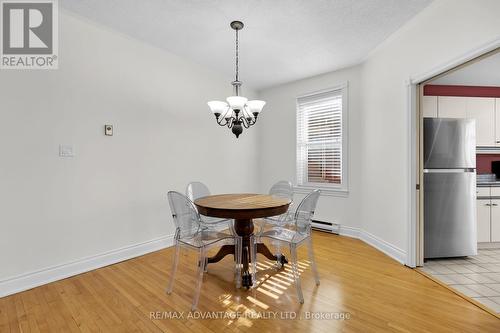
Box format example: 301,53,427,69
412,45,500,315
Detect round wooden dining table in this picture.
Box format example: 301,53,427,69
194,193,291,288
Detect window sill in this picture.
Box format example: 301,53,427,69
293,185,349,198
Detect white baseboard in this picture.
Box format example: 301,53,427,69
338,225,361,239
337,225,406,264
0,234,174,298
1,225,407,298
359,230,406,264
478,242,500,249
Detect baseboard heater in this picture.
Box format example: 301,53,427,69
311,220,339,234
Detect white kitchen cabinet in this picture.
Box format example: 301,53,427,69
496,98,500,146
422,96,438,118
435,96,496,146
491,199,500,242
477,199,491,243
477,187,491,197
466,97,495,146
491,187,500,197
438,96,467,118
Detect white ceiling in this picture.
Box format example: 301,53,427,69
431,51,500,86
61,0,433,90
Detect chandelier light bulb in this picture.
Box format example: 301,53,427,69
207,101,228,117
226,96,248,110
246,100,266,114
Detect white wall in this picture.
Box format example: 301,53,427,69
257,66,363,230
257,0,500,263
359,0,500,255
431,51,500,86
0,11,259,283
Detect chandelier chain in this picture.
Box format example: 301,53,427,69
235,28,239,82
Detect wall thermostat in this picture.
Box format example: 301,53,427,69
105,125,113,136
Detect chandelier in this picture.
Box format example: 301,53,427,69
207,21,266,138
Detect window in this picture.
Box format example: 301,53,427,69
296,84,348,192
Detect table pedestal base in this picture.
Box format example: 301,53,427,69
207,218,287,288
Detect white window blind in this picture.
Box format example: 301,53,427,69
296,87,345,188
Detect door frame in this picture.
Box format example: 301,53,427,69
406,37,500,267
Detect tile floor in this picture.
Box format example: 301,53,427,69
420,248,500,313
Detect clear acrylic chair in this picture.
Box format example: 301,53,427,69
256,180,294,266
166,191,242,311
186,181,210,201
186,181,234,273
253,189,321,304
186,181,233,230
266,180,294,224
269,180,294,200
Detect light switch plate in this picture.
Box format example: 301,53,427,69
105,125,113,136
59,144,75,157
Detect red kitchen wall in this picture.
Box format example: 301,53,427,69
424,85,500,97
477,154,500,174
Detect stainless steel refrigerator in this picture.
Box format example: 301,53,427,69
424,118,477,259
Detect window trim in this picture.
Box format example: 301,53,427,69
295,82,349,196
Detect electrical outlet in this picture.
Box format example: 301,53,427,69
105,125,113,136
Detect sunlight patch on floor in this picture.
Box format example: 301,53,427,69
207,259,312,328
250,260,310,300
246,295,269,310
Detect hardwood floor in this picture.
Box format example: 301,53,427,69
1,232,499,332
